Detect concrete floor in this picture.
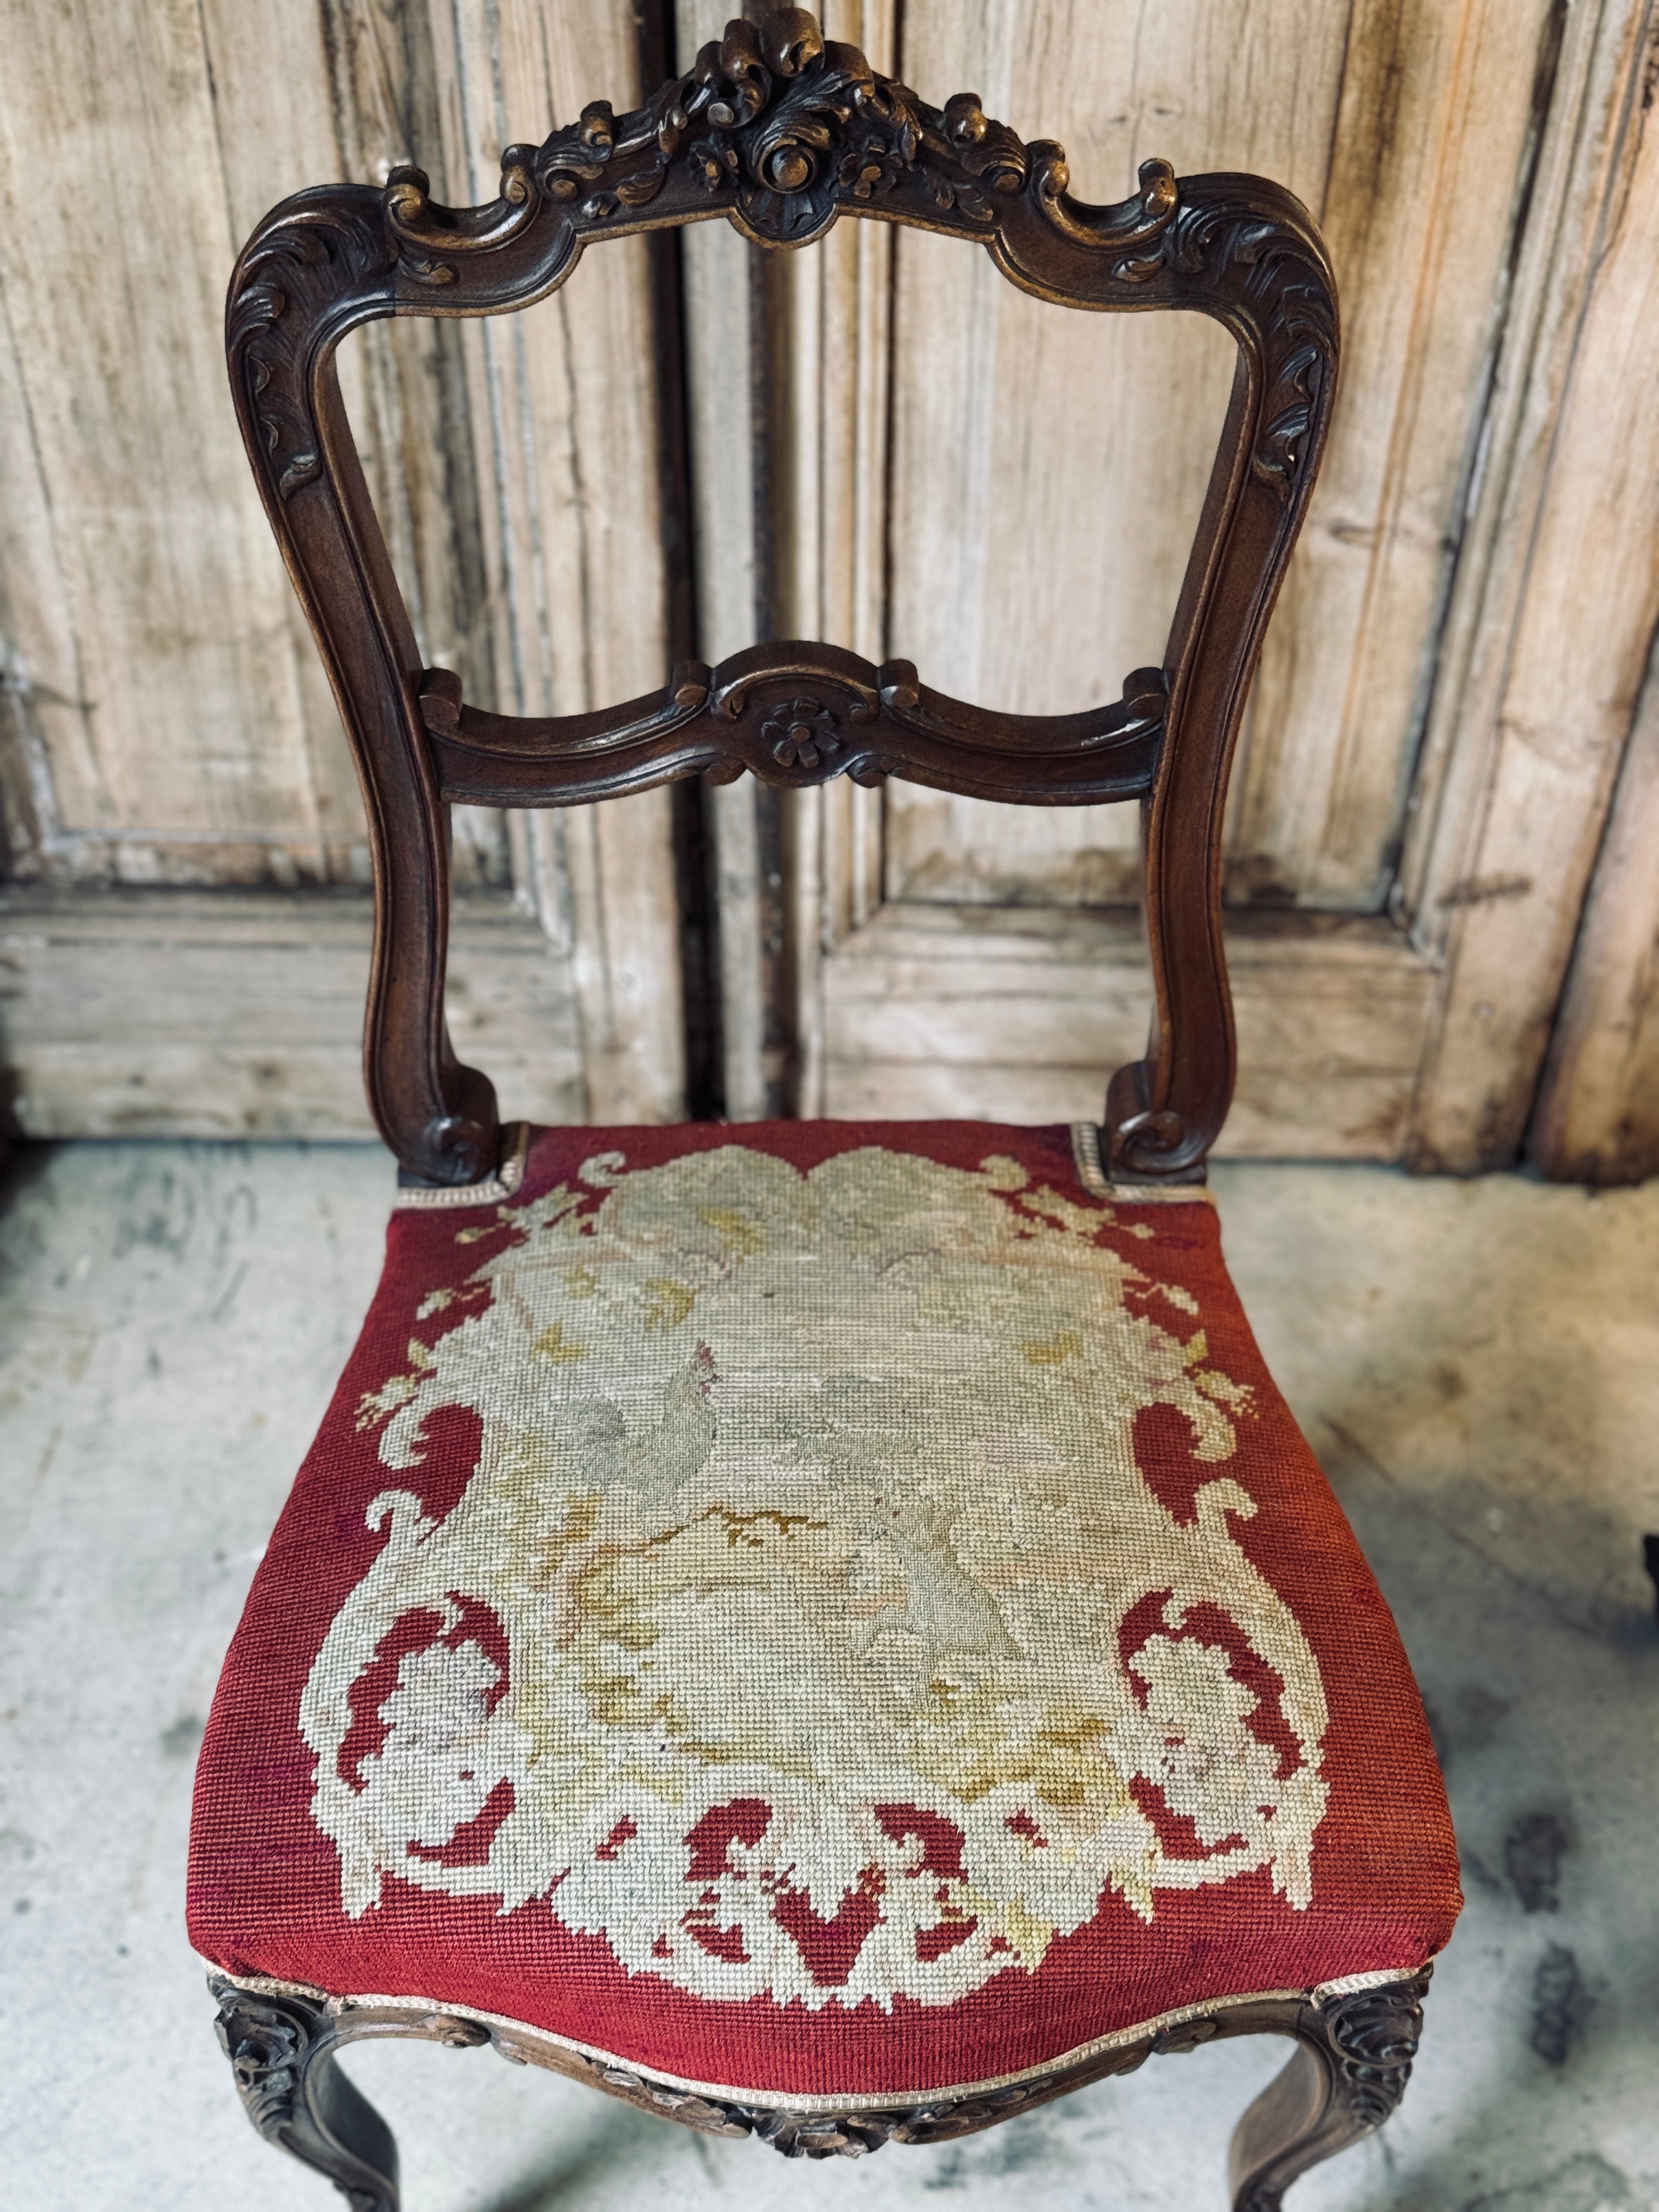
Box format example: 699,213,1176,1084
2,1140,1656,2212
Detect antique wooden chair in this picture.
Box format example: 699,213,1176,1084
192,13,1460,2207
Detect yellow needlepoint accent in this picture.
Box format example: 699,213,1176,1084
977,1154,1029,1192
456,1206,518,1245
998,1898,1057,1971
533,1323,586,1364
707,1504,827,1549
697,1206,763,1254
1020,1328,1082,1365
353,1372,419,1431
643,1277,695,1329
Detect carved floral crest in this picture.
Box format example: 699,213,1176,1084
526,8,1032,247
379,7,1171,263
230,8,1333,532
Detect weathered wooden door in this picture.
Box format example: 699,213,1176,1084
0,1,686,1135
4,1,1657,1178
680,0,1659,1175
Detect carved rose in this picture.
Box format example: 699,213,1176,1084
762,698,840,769
746,46,874,196
675,15,927,242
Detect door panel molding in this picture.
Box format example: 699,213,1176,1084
1402,0,1659,1171
1530,625,1659,1183
1234,0,1563,911
673,0,1659,1177
0,0,686,1130
822,903,1436,1161
0,886,583,1141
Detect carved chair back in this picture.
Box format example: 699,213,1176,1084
226,8,1338,1189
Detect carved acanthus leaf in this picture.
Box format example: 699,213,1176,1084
213,1983,321,2143
1320,1974,1429,2131
535,8,944,246
225,191,391,505
370,8,1190,269
1167,201,1338,504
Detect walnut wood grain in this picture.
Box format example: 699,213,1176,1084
211,1968,1429,2197
214,1979,403,2211
1229,1972,1431,2210
225,4,1338,1185
419,652,1167,808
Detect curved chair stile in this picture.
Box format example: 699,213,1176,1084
224,7,1336,1192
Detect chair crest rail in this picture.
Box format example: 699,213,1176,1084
225,4,1339,1188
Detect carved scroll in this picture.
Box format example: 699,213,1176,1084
210,1971,1428,2181
225,3,1338,1187
212,1979,404,2211
420,650,1166,809
1229,1971,1431,2212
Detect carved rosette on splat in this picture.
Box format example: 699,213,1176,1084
222,2,1338,1190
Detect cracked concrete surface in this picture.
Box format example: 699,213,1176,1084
1,1143,1656,2211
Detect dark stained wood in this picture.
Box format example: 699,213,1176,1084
418,652,1168,807
213,1978,407,2211
1229,1972,1431,2210
225,4,1338,1187
211,1967,1429,2201
225,188,496,1188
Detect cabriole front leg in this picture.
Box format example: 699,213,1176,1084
1228,1971,1431,2211
211,1979,399,2212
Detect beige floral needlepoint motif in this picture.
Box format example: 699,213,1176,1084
304,1144,1329,2009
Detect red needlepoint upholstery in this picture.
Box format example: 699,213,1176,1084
189,1121,1460,2100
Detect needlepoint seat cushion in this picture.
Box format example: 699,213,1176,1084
189,1119,1459,2101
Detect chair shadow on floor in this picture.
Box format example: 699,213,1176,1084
0,1137,58,1222
1314,1416,1659,2212
475,2113,650,2212
341,2041,657,2212
336,2025,1296,2211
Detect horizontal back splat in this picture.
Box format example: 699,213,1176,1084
417,654,1170,808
